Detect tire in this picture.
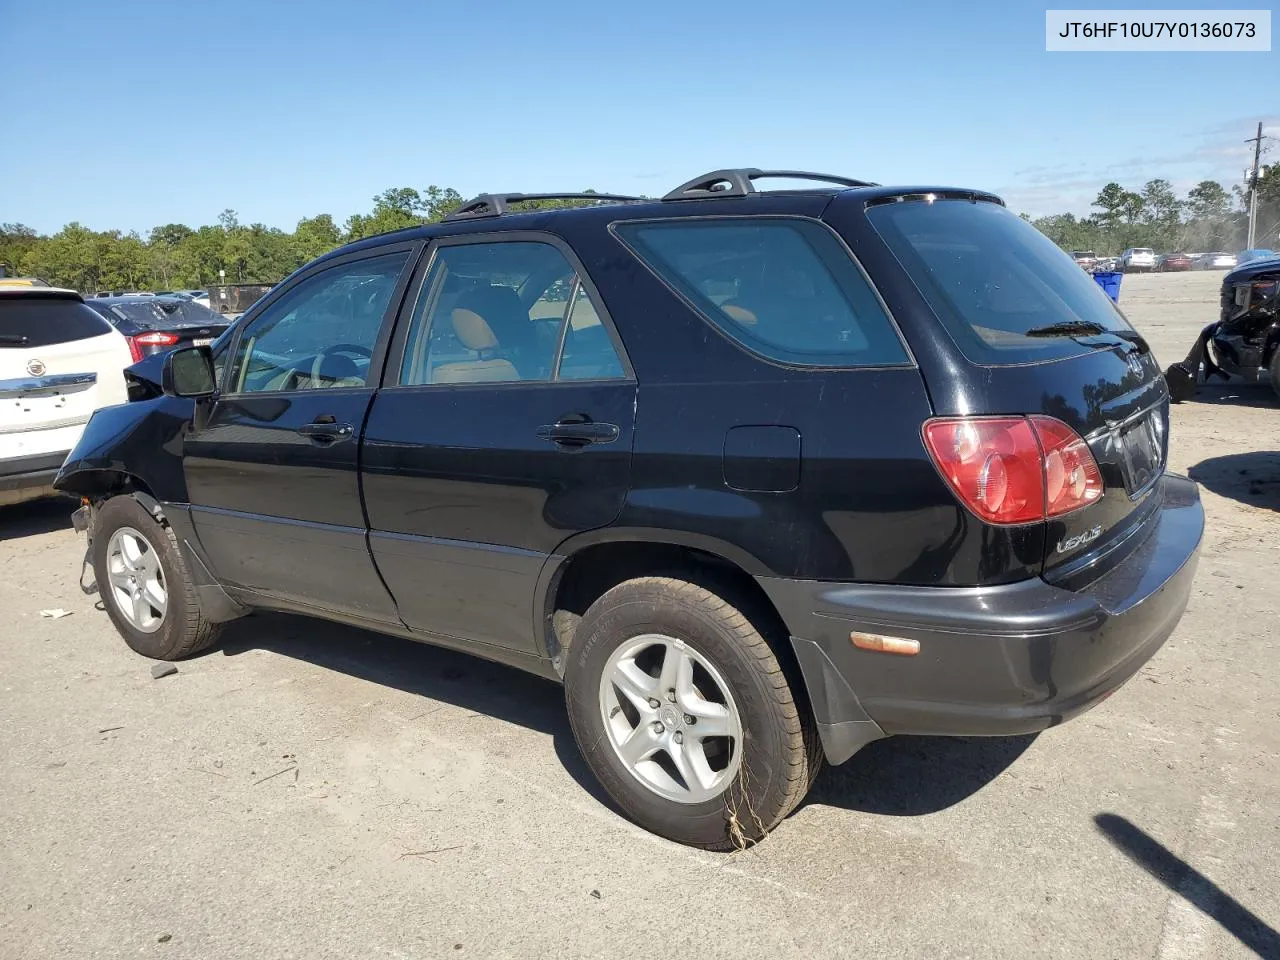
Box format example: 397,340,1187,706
564,576,820,850
1269,349,1280,403
92,495,222,661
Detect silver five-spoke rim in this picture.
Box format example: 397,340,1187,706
106,526,167,633
599,633,743,804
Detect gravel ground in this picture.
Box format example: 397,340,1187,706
1,270,1277,960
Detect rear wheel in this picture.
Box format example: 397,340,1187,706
92,495,222,660
564,576,819,850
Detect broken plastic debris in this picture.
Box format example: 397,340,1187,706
39,609,73,620
150,663,178,679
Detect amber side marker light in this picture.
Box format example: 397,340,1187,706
851,632,921,656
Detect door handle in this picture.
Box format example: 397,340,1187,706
536,419,620,446
298,420,354,443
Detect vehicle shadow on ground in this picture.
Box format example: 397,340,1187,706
1188,451,1280,511
216,612,615,805
1178,381,1280,410
0,497,76,541
805,733,1037,816
216,613,1038,822
1095,813,1280,958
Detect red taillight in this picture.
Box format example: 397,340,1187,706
127,331,179,362
922,416,1103,525
1032,416,1105,517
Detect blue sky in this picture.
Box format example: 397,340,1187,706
2,0,1276,234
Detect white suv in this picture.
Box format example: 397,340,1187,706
1,288,132,507
1121,248,1157,273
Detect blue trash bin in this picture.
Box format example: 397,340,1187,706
1092,271,1123,303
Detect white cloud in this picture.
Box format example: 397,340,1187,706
1000,117,1274,216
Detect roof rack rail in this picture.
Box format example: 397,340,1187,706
662,168,878,201
443,192,646,222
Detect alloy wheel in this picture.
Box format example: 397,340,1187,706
598,633,743,804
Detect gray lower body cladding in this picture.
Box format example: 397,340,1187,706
760,473,1204,764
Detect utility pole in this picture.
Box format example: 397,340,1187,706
1245,121,1264,250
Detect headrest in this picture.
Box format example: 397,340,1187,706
721,303,758,326
315,352,360,382
455,285,531,345
452,308,499,351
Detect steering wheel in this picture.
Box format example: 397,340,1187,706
309,343,373,384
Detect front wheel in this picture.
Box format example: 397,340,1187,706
92,495,222,660
564,577,820,849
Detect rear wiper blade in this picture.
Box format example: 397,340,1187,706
1024,321,1108,337
0,334,30,346
1024,321,1150,353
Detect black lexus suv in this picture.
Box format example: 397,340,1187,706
54,169,1204,849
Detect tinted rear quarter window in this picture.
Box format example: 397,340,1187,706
0,297,115,348
867,199,1133,364
616,218,909,367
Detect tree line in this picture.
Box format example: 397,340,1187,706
0,185,489,293
1028,166,1279,255
3,169,1277,293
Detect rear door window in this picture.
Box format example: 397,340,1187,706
0,297,115,348
867,199,1134,364
615,218,909,367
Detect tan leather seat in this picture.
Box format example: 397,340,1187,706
432,307,519,384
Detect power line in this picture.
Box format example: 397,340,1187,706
1244,121,1276,249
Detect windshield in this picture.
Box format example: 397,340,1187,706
867,199,1133,364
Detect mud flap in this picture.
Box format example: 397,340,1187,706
790,637,886,764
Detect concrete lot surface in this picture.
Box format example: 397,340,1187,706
1,271,1278,959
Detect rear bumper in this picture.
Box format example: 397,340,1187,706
0,450,70,506
759,473,1204,764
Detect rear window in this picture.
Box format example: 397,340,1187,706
154,299,224,326
867,199,1132,364
107,300,170,328
616,218,909,367
0,297,115,348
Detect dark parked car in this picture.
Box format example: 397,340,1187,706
54,169,1203,849
85,296,231,362
1165,253,1280,400
1158,252,1194,272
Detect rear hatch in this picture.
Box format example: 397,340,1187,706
861,195,1168,583
0,293,132,453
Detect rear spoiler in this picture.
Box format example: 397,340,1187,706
0,286,85,302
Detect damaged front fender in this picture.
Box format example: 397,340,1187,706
53,394,196,501
1165,258,1280,401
